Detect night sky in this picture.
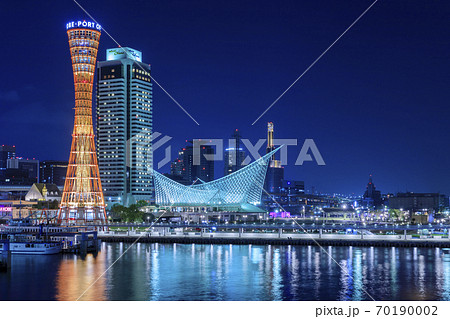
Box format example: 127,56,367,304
1,0,450,196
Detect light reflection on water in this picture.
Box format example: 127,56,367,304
1,243,450,301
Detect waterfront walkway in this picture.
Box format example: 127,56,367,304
98,229,450,248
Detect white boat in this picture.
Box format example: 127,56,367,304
9,242,62,255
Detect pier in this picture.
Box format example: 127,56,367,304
3,221,450,250
98,235,450,248
0,226,101,255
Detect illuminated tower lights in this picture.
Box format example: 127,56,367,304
265,122,284,193
267,122,274,156
266,122,280,168
58,20,106,225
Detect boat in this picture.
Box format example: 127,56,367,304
7,219,34,227
9,242,62,255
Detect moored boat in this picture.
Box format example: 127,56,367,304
9,242,61,255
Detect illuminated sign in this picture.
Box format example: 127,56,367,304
0,207,12,212
66,20,101,31
106,47,142,62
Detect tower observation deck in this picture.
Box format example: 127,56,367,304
58,20,106,225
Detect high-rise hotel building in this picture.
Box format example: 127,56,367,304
96,47,153,206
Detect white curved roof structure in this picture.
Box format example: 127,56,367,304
152,147,281,208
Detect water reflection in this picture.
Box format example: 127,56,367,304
2,243,450,300
56,254,107,301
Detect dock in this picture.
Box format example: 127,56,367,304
98,228,450,248
0,226,101,255
99,234,450,248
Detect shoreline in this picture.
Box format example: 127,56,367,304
99,235,450,248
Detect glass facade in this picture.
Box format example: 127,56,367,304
153,147,280,207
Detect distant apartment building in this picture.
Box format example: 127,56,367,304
40,160,68,187
389,192,449,213
281,180,305,196
96,47,153,205
169,141,214,184
0,145,15,169
0,158,39,185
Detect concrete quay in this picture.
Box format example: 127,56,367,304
98,231,450,248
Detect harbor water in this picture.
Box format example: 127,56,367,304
1,242,450,301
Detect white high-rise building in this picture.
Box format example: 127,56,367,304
96,47,153,206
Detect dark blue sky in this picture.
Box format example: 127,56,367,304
1,0,450,195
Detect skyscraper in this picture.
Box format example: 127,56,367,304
59,20,106,225
96,47,153,206
169,141,214,184
264,122,284,194
170,149,184,176
266,122,275,157
224,129,246,176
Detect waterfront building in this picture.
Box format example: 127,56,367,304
389,192,449,214
264,190,339,217
0,200,35,219
25,183,62,202
96,47,153,206
224,129,246,176
40,161,68,187
58,20,106,224
263,180,306,214
152,147,281,221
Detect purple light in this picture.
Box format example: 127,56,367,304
270,211,291,218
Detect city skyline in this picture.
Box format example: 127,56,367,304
3,1,450,306
1,1,450,196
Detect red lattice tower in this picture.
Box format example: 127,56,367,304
58,21,106,225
